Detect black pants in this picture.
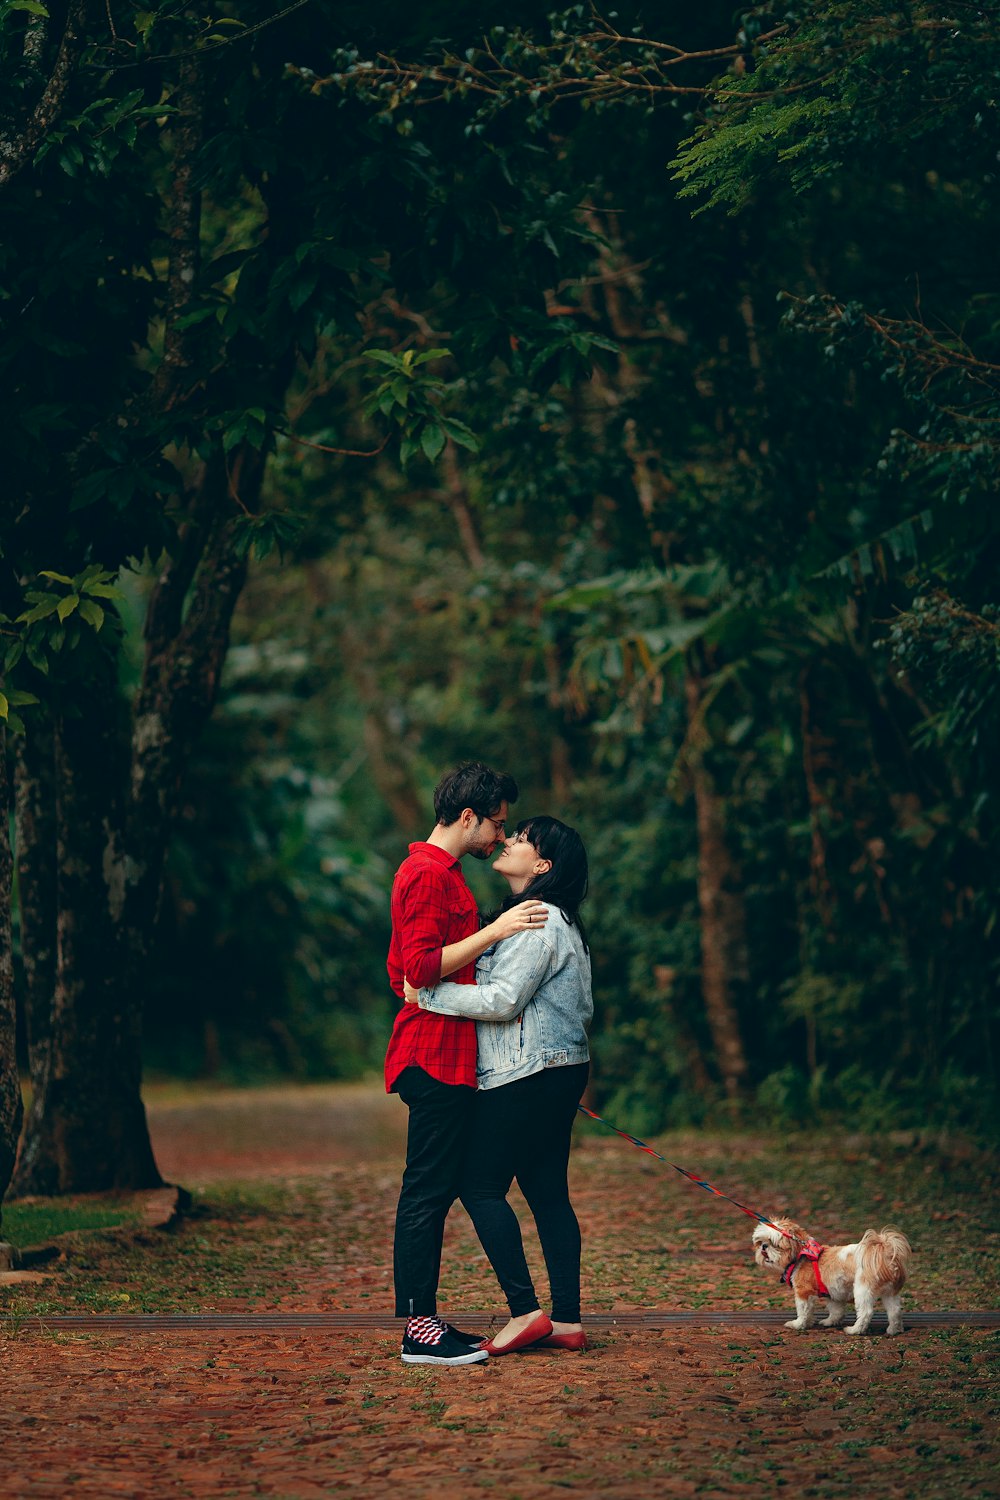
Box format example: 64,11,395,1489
459,1062,589,1323
392,1066,476,1318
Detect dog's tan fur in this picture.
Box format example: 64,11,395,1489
752,1217,911,1335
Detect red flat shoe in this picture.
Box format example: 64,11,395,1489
537,1330,587,1351
481,1312,553,1356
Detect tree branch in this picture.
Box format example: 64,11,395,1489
0,0,92,190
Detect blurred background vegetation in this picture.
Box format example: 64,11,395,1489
3,1,998,1169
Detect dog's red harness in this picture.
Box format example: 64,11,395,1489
781,1237,830,1297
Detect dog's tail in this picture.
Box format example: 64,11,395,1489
858,1226,911,1288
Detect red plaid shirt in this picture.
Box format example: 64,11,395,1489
384,842,479,1092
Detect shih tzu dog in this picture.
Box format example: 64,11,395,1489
752,1217,911,1335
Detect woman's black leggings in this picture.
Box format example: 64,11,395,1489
459,1062,589,1323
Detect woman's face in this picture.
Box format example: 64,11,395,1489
492,830,546,888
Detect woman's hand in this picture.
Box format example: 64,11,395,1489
487,901,549,943
403,977,420,1005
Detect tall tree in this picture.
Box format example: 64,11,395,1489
1,0,623,1196
0,732,23,1230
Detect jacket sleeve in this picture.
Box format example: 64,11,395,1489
419,930,553,1021
396,866,453,990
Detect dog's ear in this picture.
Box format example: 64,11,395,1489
772,1218,807,1251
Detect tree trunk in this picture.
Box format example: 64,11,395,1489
7,44,295,1194
7,714,57,1195
12,672,162,1194
684,668,749,1109
0,730,24,1225
122,469,256,980
12,465,258,1194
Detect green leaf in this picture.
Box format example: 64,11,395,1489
78,599,105,631
288,273,318,311
364,349,406,369
57,594,80,622
16,596,60,624
0,693,7,720
420,425,446,462
439,416,480,452
25,640,49,674
174,306,220,330
3,689,39,708
38,570,74,585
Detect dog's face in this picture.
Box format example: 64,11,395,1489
752,1218,807,1271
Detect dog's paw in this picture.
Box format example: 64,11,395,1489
843,1325,862,1336
783,1320,806,1331
886,1324,903,1337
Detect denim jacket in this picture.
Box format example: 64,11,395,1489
418,903,592,1089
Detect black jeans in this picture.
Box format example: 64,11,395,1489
459,1062,589,1323
392,1066,476,1318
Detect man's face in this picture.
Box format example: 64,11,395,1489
466,802,508,860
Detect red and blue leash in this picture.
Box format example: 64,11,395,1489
576,1104,794,1242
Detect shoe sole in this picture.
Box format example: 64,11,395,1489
401,1349,488,1366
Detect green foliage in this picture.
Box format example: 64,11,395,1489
673,3,1000,212
4,0,997,1134
231,512,305,565
142,628,394,1082
360,348,479,466
0,567,123,725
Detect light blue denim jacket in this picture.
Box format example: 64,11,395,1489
418,902,592,1089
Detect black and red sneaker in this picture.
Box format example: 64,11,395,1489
401,1315,488,1366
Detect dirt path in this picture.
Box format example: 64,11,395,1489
2,1083,997,1498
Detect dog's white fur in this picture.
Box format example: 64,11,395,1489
752,1217,911,1335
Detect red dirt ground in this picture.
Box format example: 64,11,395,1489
2,1084,997,1499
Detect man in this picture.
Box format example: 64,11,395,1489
386,760,519,1367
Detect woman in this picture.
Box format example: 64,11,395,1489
404,815,592,1355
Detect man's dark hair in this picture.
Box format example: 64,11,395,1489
433,762,518,826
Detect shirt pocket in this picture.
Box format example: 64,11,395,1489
447,893,479,935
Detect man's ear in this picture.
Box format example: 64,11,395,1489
460,807,478,831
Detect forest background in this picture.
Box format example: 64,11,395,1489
1,0,998,1211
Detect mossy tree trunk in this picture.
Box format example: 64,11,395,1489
10,474,256,1195
0,731,24,1224
11,659,162,1194
9,712,58,1194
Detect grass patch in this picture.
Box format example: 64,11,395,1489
2,1201,139,1245
1,1179,330,1316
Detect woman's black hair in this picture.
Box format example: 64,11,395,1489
500,815,589,951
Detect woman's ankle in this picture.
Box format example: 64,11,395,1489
550,1319,583,1334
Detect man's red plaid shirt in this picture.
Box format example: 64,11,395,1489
384,842,479,1092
